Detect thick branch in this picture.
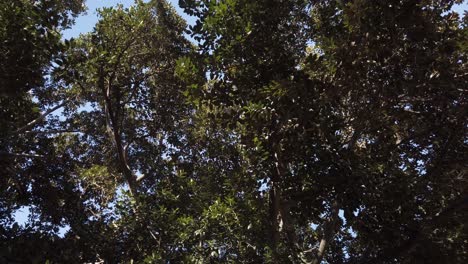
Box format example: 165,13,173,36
311,202,339,264
270,181,282,259
99,65,138,197
269,145,302,262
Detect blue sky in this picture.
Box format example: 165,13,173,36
453,1,468,15
62,1,468,40
62,0,196,39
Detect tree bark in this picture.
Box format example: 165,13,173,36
99,65,138,197
270,148,299,261
311,202,339,264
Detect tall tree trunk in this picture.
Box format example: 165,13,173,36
270,181,282,263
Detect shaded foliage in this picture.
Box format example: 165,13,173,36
0,0,467,263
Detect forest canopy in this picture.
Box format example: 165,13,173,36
0,0,467,263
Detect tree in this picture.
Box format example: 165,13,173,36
180,0,467,262
1,0,466,263
0,1,85,262
307,1,467,262
1,0,196,262
46,0,201,262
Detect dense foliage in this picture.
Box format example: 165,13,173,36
1,0,467,263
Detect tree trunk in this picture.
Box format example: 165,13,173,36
311,202,339,264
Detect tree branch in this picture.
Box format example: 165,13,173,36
14,100,68,135
22,129,82,135
99,65,138,197
0,151,44,158
311,202,339,264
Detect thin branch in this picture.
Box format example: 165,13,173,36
23,129,82,135
0,151,44,158
136,174,147,182
14,100,68,135
123,79,143,105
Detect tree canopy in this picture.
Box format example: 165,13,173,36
0,0,467,263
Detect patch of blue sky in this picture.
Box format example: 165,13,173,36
452,2,468,15
62,0,196,40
